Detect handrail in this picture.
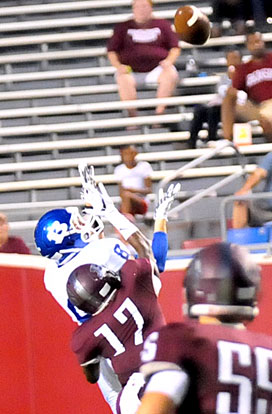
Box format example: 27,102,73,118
0,113,192,136
0,94,215,117
161,140,247,218
220,192,272,240
159,140,235,189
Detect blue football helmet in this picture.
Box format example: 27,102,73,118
34,207,104,259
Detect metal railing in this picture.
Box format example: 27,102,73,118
220,191,272,241
160,140,247,219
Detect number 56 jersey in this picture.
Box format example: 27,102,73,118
140,321,272,414
71,258,166,386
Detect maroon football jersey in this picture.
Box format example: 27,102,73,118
71,258,165,386
232,52,272,103
141,321,272,414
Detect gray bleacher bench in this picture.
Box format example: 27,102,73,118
0,93,216,117
0,7,212,33
0,80,218,100
0,142,271,175
0,0,184,17
0,164,257,193
0,114,264,139
1,30,271,69
0,131,189,155
0,113,193,136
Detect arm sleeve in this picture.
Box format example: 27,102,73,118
152,232,168,272
145,369,190,407
232,65,246,91
259,152,272,173
107,23,124,52
142,162,153,178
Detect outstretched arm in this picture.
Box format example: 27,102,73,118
78,164,179,273
152,184,180,272
78,163,153,259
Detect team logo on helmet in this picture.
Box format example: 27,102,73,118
34,208,104,259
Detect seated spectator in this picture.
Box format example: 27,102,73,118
221,30,272,142
0,212,31,254
114,145,153,217
232,151,272,228
188,47,243,149
211,0,252,37
107,0,180,119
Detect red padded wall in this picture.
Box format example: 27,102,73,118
1,256,272,414
0,261,110,414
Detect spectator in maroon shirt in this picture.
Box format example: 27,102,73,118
221,30,272,141
107,0,181,119
0,212,31,254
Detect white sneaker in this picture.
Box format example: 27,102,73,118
196,139,208,148
207,139,227,148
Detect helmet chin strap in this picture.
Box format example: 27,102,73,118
93,289,118,316
50,251,63,261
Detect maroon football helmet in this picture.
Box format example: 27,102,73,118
184,242,261,321
67,263,121,315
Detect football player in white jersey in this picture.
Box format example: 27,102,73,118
34,164,180,414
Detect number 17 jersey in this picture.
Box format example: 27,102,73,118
71,258,166,386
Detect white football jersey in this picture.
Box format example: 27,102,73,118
44,237,131,323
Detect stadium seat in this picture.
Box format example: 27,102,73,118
227,227,270,244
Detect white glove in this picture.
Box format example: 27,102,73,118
78,163,116,218
154,183,181,220
67,206,87,231
78,163,138,239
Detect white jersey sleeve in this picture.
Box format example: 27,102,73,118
44,238,131,324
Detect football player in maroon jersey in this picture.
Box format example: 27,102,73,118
137,242,272,414
67,172,180,414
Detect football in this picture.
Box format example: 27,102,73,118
174,5,211,45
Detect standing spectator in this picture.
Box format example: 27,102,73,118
221,30,272,142
137,242,271,414
188,47,243,149
114,145,153,217
251,0,268,30
0,212,30,254
107,0,180,118
264,0,272,19
232,151,272,228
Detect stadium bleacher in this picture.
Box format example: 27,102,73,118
0,0,271,253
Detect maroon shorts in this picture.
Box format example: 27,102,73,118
131,198,148,215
